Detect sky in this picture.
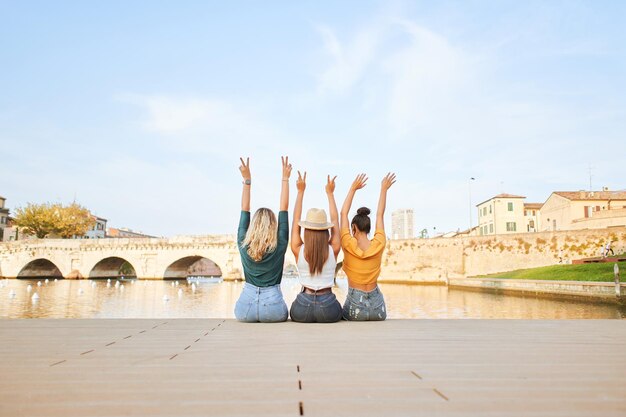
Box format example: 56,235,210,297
1,0,625,237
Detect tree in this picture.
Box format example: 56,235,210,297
13,202,96,239
56,203,95,238
13,203,59,238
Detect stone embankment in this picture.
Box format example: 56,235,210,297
378,227,626,302
379,227,626,282
448,277,625,304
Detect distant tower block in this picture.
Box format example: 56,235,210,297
391,209,414,240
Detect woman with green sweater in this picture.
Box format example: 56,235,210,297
234,156,292,322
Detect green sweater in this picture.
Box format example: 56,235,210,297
237,210,289,287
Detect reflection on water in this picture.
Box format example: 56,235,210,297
0,278,624,319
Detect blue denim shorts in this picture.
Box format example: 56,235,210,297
234,283,288,323
342,286,387,321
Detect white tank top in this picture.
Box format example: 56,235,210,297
296,245,336,290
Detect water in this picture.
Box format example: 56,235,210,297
0,278,624,319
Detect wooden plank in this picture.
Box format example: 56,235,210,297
0,319,625,417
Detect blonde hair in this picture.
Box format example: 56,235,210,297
242,208,278,261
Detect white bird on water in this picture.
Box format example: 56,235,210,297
120,284,125,291
115,281,120,288
175,281,179,286
191,283,197,292
106,282,111,288
31,292,39,302
107,278,111,283
163,295,170,302
54,278,58,282
170,281,175,287
45,279,49,284
26,284,32,292
37,281,42,287
91,281,96,288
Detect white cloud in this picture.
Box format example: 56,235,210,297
383,20,470,136
315,24,383,95
116,93,303,164
119,94,273,137
140,97,229,133
313,18,475,139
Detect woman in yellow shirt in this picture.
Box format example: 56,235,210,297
340,172,396,320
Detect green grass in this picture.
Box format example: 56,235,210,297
474,261,626,282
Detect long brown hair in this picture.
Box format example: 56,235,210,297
303,229,330,276
242,208,278,261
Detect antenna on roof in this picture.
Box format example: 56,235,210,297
588,164,595,191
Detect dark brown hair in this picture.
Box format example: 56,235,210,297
303,229,330,276
351,207,371,234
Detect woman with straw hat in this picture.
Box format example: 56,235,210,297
340,172,396,321
234,156,292,322
289,171,342,323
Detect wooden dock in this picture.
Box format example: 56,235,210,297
1,319,625,416
572,256,626,264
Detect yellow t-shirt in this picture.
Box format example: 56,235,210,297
340,228,386,289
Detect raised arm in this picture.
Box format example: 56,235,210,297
326,175,341,257
340,174,368,231
375,172,396,231
291,171,306,259
239,157,251,211
279,156,292,211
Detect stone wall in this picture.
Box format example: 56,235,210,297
380,227,626,282
448,277,626,302
570,208,626,230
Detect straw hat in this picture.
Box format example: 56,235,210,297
299,208,334,230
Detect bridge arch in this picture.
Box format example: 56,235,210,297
17,258,64,279
163,256,223,280
88,257,138,279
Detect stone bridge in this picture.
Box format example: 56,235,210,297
0,235,246,280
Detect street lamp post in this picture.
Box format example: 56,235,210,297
469,177,476,233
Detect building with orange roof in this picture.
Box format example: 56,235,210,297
539,189,626,231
